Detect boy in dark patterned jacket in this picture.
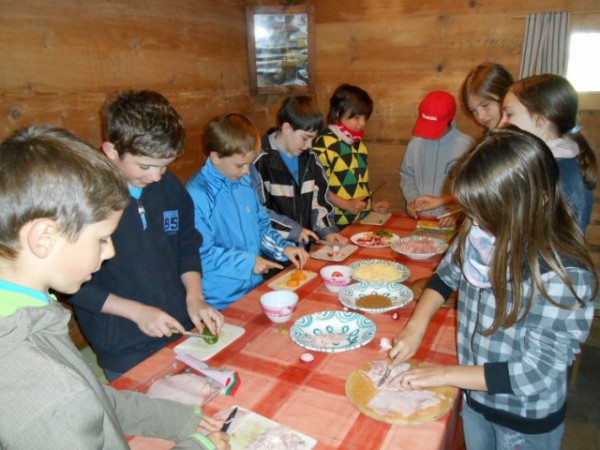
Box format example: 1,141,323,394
251,96,347,248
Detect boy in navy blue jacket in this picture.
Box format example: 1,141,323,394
69,90,223,380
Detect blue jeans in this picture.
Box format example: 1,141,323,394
462,401,564,450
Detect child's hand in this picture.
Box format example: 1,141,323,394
298,228,319,245
392,365,447,391
345,196,368,215
187,300,224,336
411,195,443,213
196,416,231,450
283,246,309,269
372,200,389,213
132,304,185,338
253,256,284,275
388,322,426,363
325,232,347,246
406,201,419,219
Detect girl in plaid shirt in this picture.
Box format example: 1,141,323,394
389,128,597,450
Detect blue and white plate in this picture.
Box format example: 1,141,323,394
391,235,449,260
290,311,376,353
339,281,414,313
349,259,410,283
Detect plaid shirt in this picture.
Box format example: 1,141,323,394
430,240,594,432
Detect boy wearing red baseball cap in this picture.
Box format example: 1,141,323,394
399,91,473,220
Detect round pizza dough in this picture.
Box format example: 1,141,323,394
345,359,457,425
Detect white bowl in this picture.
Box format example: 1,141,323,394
259,290,299,323
319,265,354,293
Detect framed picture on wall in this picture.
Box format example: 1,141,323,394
246,5,315,95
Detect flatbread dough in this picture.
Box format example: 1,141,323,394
345,360,457,425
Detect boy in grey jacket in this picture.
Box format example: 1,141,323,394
399,91,473,221
0,126,229,450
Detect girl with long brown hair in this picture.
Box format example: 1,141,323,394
389,128,596,449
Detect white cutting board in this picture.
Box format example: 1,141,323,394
221,406,317,450
174,323,245,361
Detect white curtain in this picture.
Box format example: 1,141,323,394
519,11,571,78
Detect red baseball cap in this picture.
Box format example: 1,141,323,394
412,91,457,139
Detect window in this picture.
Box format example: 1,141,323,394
567,32,600,92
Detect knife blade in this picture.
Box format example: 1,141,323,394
377,365,392,387
171,329,213,340
220,406,238,432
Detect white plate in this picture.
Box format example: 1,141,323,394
360,211,392,226
339,281,414,313
311,244,358,262
350,231,399,248
290,311,376,353
216,406,316,450
391,235,449,260
174,323,245,361
349,259,410,283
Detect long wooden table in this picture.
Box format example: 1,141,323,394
112,214,461,450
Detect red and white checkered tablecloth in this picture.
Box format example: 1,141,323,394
112,214,461,450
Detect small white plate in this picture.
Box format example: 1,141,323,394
290,311,376,353
338,281,414,313
349,259,410,283
216,406,317,449
350,231,399,248
391,236,449,260
360,212,392,226
311,244,358,262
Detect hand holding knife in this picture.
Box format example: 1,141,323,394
220,406,238,433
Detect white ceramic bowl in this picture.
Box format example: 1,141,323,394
259,290,299,323
319,265,354,293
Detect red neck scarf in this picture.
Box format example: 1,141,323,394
335,122,365,143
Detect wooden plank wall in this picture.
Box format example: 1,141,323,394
248,0,600,263
0,0,250,182
1,0,599,259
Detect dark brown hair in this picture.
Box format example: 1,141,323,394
453,127,597,334
102,90,185,159
509,74,597,189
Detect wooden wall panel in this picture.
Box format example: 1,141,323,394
1,0,599,216
0,0,252,183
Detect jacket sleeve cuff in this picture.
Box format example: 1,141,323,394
426,273,455,302
484,362,514,394
190,433,217,450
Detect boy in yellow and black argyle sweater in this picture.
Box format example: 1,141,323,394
312,84,389,228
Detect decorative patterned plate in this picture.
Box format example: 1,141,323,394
338,281,414,313
289,311,376,353
349,259,410,283
350,231,400,248
391,236,449,260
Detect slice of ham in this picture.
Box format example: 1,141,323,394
305,332,348,348
146,373,212,406
362,360,410,390
246,426,307,450
396,239,438,255
368,389,440,416
362,360,441,417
